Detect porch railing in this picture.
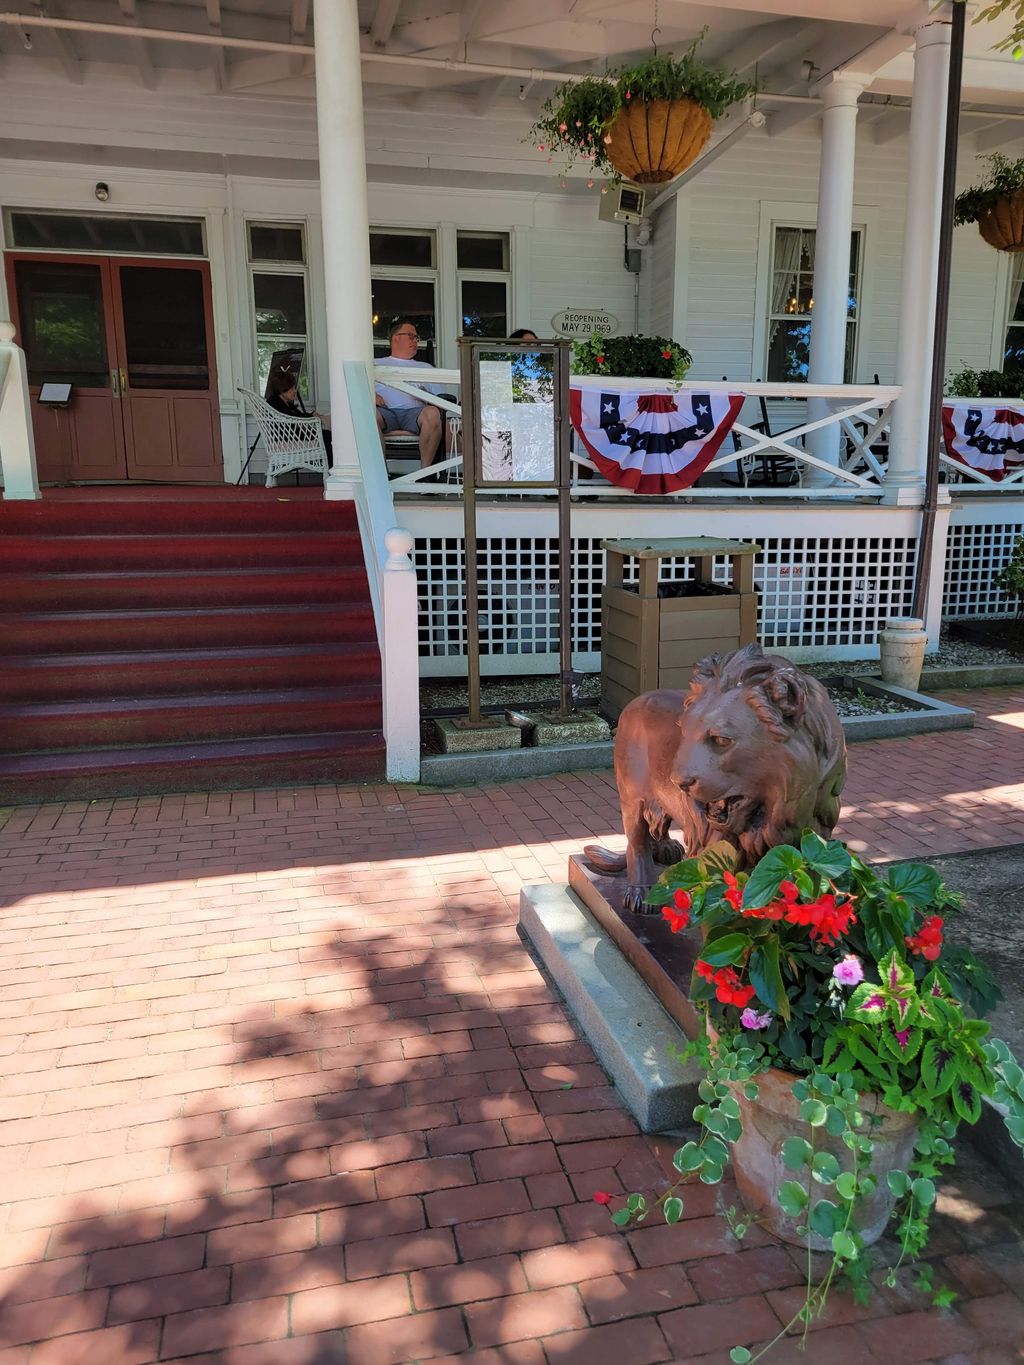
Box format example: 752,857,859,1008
0,323,40,500
375,366,900,499
344,360,420,783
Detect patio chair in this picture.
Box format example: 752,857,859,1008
237,387,329,487
724,382,802,487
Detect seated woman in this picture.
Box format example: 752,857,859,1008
266,367,333,468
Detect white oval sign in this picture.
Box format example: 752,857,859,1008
550,308,620,338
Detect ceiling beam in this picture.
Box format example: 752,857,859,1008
714,19,821,79
371,0,403,49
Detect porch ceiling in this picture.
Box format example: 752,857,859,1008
0,0,1021,115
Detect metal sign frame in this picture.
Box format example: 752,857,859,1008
458,337,573,724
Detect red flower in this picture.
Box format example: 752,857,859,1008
906,915,944,961
596,355,605,365
673,889,692,911
722,872,743,911
695,959,715,981
742,899,786,921
778,881,799,902
592,1190,613,1205
784,893,857,947
625,90,633,100
662,905,690,933
662,349,672,359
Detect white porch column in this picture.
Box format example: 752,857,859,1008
806,74,863,482
885,17,952,505
313,0,373,498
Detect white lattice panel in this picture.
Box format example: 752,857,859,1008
413,533,918,664
943,519,1024,619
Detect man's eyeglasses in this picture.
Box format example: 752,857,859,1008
394,330,419,340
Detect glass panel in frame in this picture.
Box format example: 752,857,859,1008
474,346,558,485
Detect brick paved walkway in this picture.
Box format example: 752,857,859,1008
1,687,1023,1363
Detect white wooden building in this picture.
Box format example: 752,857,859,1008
0,0,1022,782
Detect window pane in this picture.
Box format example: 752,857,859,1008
461,279,508,338
248,223,305,262
253,273,307,335
10,211,203,255
457,231,509,271
257,338,309,400
1011,272,1024,323
120,266,209,391
845,321,856,384
15,260,109,387
372,278,437,363
767,319,811,382
369,230,435,269
1004,325,1024,371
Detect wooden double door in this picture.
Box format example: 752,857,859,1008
6,253,223,483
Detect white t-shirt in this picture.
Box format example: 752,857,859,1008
375,356,446,412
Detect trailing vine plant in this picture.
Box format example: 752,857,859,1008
593,834,1024,1363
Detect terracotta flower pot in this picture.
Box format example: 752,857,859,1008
728,1064,919,1250
604,98,712,186
977,190,1024,253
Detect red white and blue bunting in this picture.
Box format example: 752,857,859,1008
569,387,745,493
942,402,1024,482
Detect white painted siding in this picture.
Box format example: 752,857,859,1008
644,198,677,340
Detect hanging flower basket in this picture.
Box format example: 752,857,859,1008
954,154,1024,253
604,97,712,185
977,189,1024,253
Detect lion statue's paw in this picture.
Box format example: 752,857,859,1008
622,885,658,915
653,838,685,865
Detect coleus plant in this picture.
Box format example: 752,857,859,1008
595,834,1024,1363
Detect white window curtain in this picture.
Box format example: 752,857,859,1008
768,227,805,350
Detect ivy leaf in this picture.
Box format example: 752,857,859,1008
703,1137,729,1167
811,1151,840,1185
663,1196,684,1224
801,1098,828,1127
782,1136,813,1169
809,1199,841,1238
887,1170,911,1197
778,1180,809,1216
699,932,752,968
741,845,803,909
611,1208,631,1226
836,1172,857,1201
700,1162,724,1185
730,1351,753,1364
673,1142,704,1174
911,1177,937,1207
832,1230,859,1260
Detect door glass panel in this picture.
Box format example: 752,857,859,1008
461,279,509,338
372,278,437,364
9,212,204,255
120,266,210,390
14,260,109,387
457,232,510,271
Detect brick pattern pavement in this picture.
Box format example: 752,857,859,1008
0,687,1023,1363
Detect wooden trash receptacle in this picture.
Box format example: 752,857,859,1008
600,536,760,720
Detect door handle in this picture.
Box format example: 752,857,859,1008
120,367,128,393
111,368,120,396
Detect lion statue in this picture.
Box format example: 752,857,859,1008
584,643,847,912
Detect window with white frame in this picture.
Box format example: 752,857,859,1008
765,226,862,382
1004,254,1024,372
370,228,439,364
248,221,310,399
457,230,511,340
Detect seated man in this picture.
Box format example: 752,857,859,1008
375,319,445,468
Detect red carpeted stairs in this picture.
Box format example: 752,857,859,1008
0,491,385,803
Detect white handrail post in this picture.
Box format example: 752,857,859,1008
0,322,41,500
382,527,421,782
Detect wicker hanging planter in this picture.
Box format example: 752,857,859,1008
603,97,712,186
977,189,1024,253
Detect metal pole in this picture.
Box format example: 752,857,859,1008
460,339,482,725
555,343,574,719
912,0,965,622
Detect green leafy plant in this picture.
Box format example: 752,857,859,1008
529,34,754,182
953,153,1024,226
994,532,1024,621
571,333,692,381
592,833,1024,1363
946,363,1024,399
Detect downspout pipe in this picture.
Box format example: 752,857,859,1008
911,0,965,622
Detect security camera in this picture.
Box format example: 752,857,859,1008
95,182,110,202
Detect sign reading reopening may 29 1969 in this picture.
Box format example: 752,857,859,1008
550,309,620,338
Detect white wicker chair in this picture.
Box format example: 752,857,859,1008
238,387,329,487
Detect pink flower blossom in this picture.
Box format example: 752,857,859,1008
558,122,568,133
833,955,864,987
741,1007,773,1030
